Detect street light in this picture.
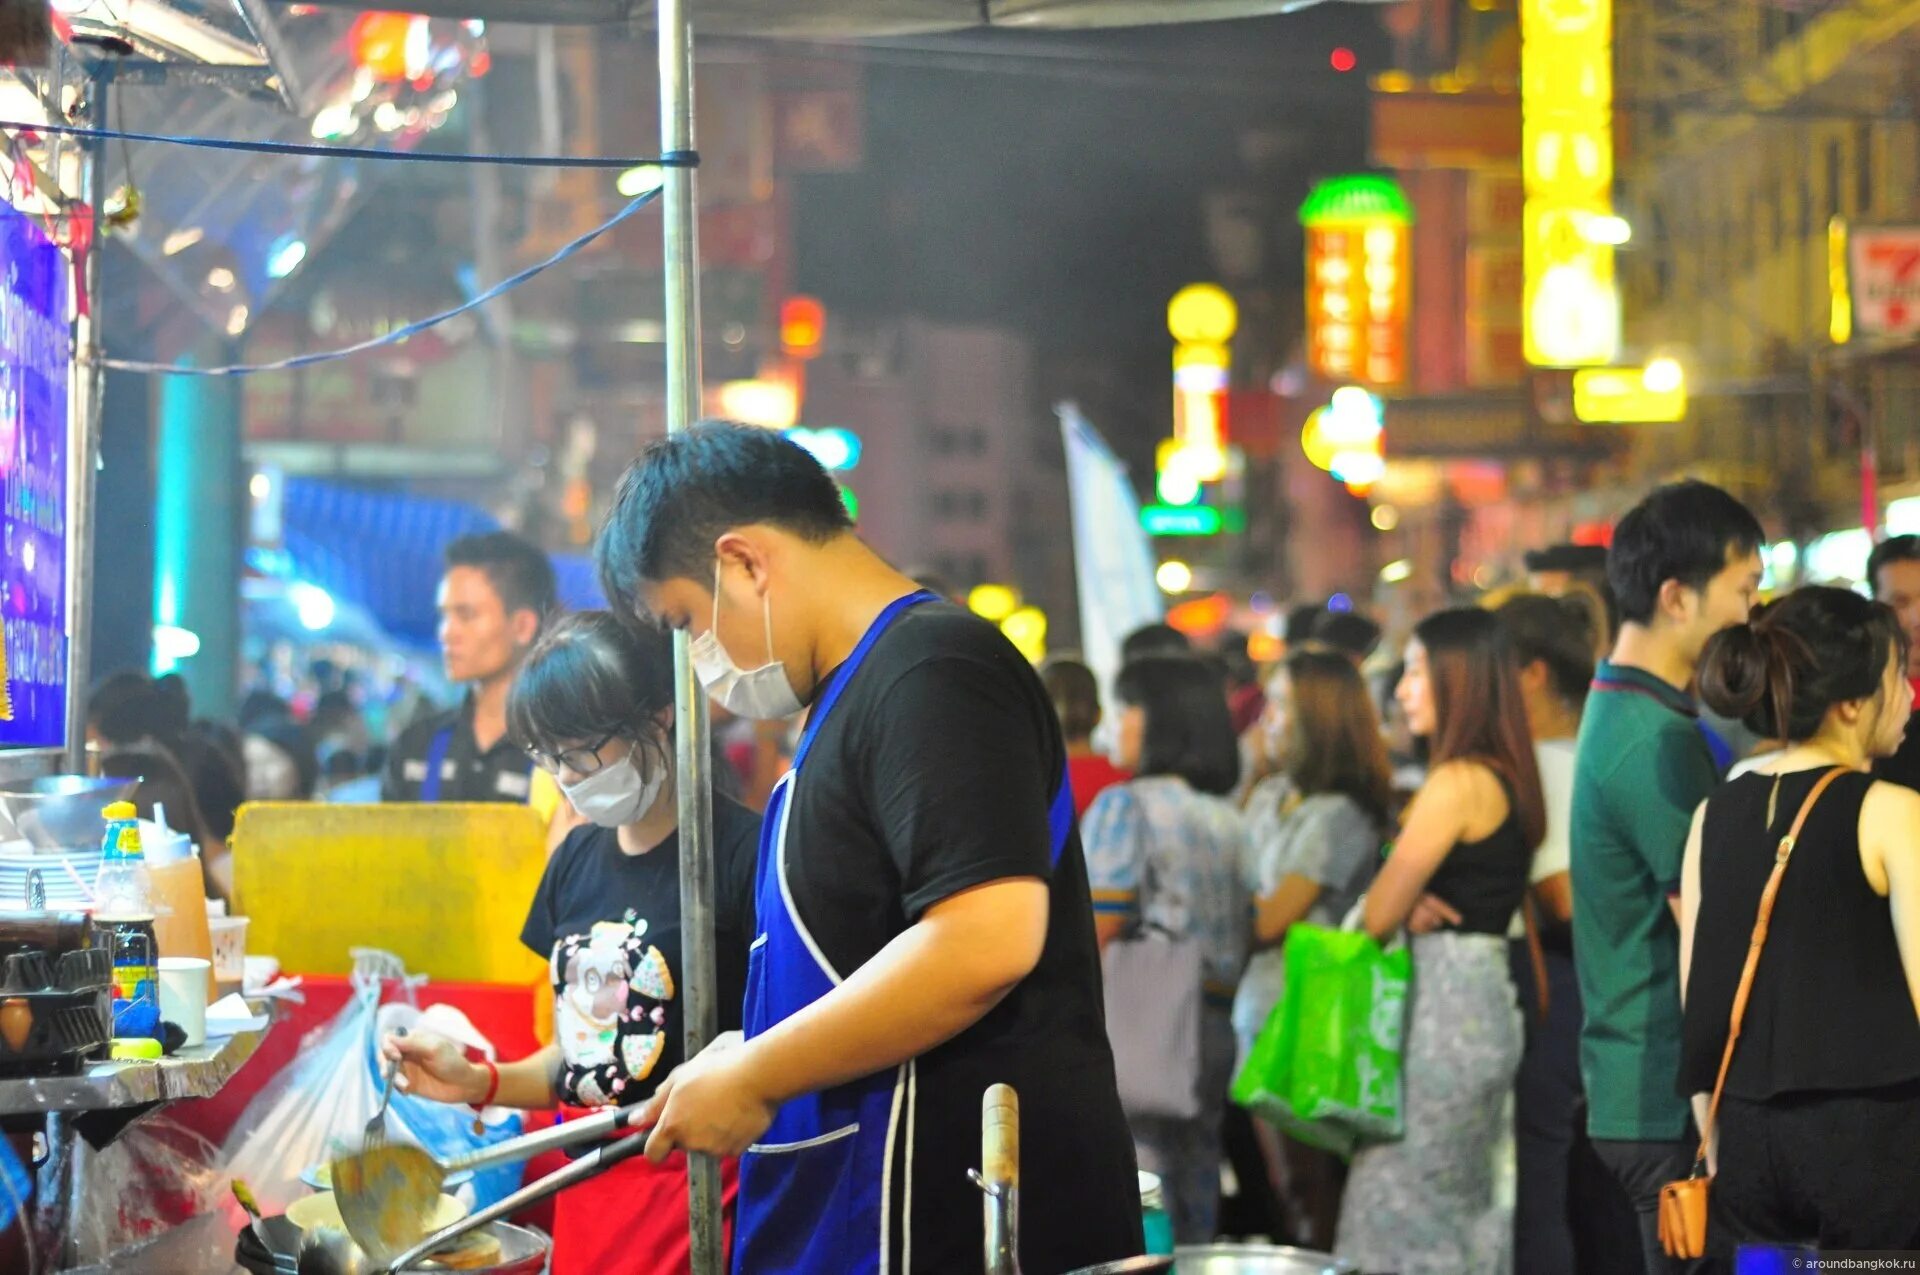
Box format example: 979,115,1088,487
1642,356,1685,394
1156,560,1194,594
1580,214,1633,246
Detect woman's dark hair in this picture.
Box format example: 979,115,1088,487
1312,611,1383,663
98,746,216,848
1495,593,1599,708
1698,586,1907,742
238,689,292,734
1121,622,1192,663
1608,480,1763,625
597,421,853,621
1285,603,1325,645
1114,655,1240,796
508,610,676,775
1283,649,1393,828
1415,608,1546,850
174,723,247,842
1218,633,1257,691
254,720,319,798
1040,656,1101,743
89,671,188,748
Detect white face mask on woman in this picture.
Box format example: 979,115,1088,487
691,561,804,721
559,742,667,828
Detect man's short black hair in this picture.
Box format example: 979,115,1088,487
597,420,853,621
1523,544,1609,575
445,531,558,621
1607,481,1764,625
1868,535,1920,593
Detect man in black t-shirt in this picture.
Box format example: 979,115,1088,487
383,532,559,805
597,422,1142,1275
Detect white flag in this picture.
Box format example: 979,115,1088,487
1059,402,1164,695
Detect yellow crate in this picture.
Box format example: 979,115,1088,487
232,802,548,985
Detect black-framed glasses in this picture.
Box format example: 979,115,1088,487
525,731,623,777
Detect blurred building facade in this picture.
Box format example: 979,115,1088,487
1615,0,1920,563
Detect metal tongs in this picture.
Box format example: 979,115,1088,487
305,1103,653,1273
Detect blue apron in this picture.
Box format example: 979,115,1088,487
733,591,1075,1275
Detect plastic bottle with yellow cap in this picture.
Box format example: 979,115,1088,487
94,802,160,1042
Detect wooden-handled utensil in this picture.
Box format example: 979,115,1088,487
975,1083,1022,1275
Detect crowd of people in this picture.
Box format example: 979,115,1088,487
1040,478,1920,1274
81,434,1920,1272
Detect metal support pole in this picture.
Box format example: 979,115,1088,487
63,70,109,775
658,2,721,1272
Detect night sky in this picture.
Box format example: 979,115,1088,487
792,9,1387,464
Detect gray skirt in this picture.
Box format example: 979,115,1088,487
1335,931,1523,1275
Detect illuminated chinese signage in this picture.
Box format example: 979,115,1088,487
1521,0,1621,367
1299,176,1411,387
0,202,71,750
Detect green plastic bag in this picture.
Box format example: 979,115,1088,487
1231,922,1411,1159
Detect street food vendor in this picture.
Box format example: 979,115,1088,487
385,610,759,1274
382,531,563,822
596,422,1144,1274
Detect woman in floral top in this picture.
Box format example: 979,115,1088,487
1085,654,1252,1242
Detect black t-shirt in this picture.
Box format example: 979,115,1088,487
782,602,1142,1274
382,699,535,803
520,795,760,1108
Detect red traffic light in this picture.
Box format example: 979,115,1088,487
1330,47,1357,73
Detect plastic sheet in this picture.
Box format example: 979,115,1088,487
219,949,525,1217
65,1116,231,1268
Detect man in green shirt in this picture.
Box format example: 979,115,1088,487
1572,480,1764,1274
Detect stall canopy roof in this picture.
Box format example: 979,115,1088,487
280,478,603,652
288,0,1350,36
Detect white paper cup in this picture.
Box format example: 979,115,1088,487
158,957,212,1047
208,915,248,984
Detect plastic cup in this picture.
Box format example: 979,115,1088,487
158,956,211,1047
208,915,249,985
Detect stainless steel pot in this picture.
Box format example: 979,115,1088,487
1065,1246,1355,1275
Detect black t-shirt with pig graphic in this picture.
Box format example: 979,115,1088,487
519,795,760,1108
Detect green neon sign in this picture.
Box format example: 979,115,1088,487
1141,505,1222,536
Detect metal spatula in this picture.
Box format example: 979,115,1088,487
329,1101,646,1265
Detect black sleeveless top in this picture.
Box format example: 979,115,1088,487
1425,774,1532,935
1680,768,1920,1100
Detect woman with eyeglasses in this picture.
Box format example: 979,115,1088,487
384,611,760,1275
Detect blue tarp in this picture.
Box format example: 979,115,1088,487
280,478,605,650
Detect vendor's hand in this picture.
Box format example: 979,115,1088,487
1407,893,1463,935
383,1030,484,1106
637,1035,775,1163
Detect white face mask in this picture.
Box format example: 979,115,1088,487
559,743,667,828
691,561,804,721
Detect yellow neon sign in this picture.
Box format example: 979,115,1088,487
1522,0,1620,367
1572,365,1686,424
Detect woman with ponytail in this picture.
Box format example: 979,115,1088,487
1335,608,1543,1275
1681,586,1920,1255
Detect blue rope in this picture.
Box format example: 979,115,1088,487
0,118,697,170
100,189,661,376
